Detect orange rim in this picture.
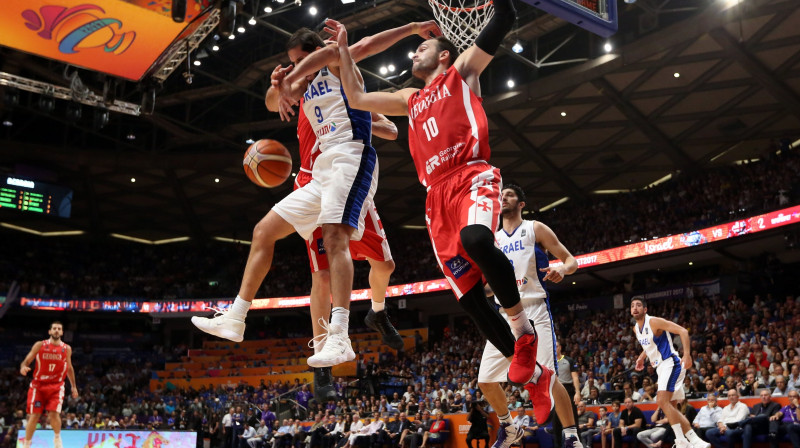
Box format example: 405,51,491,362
429,0,493,13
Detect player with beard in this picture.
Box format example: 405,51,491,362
20,321,79,448
332,0,547,444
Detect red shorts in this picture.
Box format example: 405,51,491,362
27,382,64,414
425,163,501,298
305,203,393,273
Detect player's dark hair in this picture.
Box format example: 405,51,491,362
631,296,647,308
433,36,459,67
50,321,63,329
286,28,325,53
503,184,527,205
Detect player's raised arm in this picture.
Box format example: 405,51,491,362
648,317,693,369
66,345,79,399
371,113,398,141
324,19,442,64
454,0,516,92
265,64,298,114
534,221,577,283
19,341,43,376
336,24,414,117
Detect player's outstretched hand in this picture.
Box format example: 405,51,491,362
323,18,344,39
277,75,299,122
335,22,349,49
635,357,645,371
270,64,293,87
539,266,565,283
413,21,443,39
20,365,30,376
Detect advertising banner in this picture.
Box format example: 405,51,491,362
19,429,196,448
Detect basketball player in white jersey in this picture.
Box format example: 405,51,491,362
631,298,710,448
192,21,440,369
480,185,583,448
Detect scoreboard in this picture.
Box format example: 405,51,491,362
0,176,72,217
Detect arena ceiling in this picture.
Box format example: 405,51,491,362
0,0,799,243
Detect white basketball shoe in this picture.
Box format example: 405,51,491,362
191,306,245,342
307,319,355,368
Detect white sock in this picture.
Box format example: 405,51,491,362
530,364,544,384
498,413,513,425
330,307,349,333
228,296,250,321
672,424,687,441
686,429,701,444
372,300,385,312
508,311,534,337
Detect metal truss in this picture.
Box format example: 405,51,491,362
150,8,221,83
0,72,141,116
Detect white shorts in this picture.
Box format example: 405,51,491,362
273,141,378,240
478,297,557,383
655,356,685,400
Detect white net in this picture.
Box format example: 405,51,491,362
428,0,495,53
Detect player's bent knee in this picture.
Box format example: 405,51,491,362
459,225,494,255
371,259,395,275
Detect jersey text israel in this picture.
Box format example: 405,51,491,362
635,314,680,367
407,67,491,187
494,220,549,302
32,340,69,386
301,68,371,152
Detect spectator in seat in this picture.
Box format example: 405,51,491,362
273,419,295,448
693,395,722,442
772,376,789,396
581,406,607,448
240,422,256,448
420,412,446,448
635,407,668,448
576,401,596,440
385,412,409,448
705,389,749,448
612,398,644,448
737,389,781,448
772,389,800,448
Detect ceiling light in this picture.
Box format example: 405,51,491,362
214,178,220,183
228,34,235,40
193,60,201,66
341,0,356,3
689,261,693,265
130,178,136,183
408,52,415,59
603,42,613,53
245,138,255,144
388,64,395,72
673,72,680,78
309,6,317,15
379,66,388,75
2,120,11,127
126,133,136,140
512,42,523,53
560,111,567,117
507,79,515,88
276,0,285,3
572,281,576,285
237,26,246,33
291,173,297,177
212,45,219,51
248,17,257,25
264,6,273,12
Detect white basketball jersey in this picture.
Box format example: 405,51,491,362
301,67,371,152
494,220,549,302
635,314,680,367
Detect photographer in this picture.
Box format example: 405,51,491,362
466,401,489,448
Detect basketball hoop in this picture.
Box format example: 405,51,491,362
428,0,494,53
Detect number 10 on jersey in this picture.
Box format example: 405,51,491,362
422,117,438,141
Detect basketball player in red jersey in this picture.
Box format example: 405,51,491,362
334,0,548,427
19,321,78,448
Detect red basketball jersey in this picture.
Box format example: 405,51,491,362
294,98,320,189
32,340,69,386
407,67,491,188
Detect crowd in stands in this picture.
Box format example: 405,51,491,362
2,146,799,302
2,272,800,448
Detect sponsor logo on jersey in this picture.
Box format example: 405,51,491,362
410,85,452,120
516,277,528,286
303,80,335,102
521,229,526,237
42,353,62,360
35,401,42,407
315,122,337,137
425,155,440,174
317,239,326,255
445,255,471,279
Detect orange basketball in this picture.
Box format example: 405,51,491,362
243,139,292,188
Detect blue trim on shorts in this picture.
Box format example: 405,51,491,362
535,246,558,374
666,354,681,392
342,145,377,229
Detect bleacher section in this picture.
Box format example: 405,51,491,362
150,328,427,392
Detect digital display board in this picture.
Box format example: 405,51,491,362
19,429,196,448
18,204,800,313
0,176,72,217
